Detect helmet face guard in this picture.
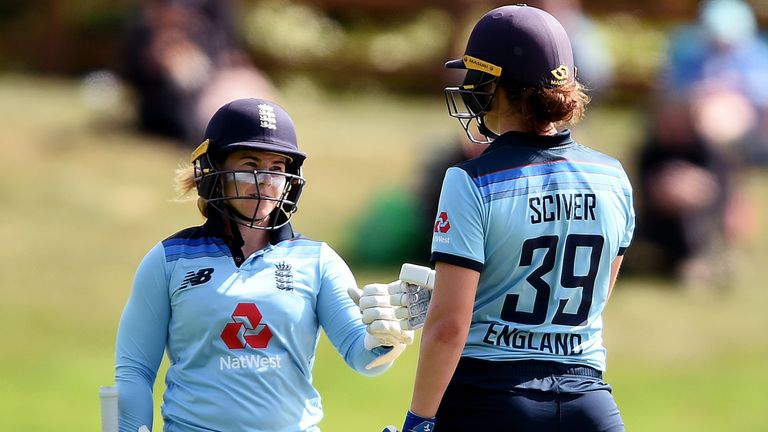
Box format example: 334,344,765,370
444,53,504,144
194,154,306,230
444,69,499,144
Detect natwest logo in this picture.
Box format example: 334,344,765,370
220,303,273,349
434,211,451,233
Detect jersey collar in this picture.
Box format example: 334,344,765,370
269,223,296,244
488,129,574,151
203,214,298,246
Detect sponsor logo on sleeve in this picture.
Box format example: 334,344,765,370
433,211,451,233
433,211,451,244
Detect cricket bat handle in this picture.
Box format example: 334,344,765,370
399,263,435,290
99,385,118,432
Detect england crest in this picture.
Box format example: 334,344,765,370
274,261,294,291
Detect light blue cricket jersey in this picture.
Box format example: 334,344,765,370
115,222,390,432
431,130,635,371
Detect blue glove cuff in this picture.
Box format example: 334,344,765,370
403,410,436,432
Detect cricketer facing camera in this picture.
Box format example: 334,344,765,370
114,98,416,432
391,5,635,431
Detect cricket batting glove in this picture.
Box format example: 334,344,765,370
348,264,435,369
349,285,412,370
351,263,435,331
402,411,436,432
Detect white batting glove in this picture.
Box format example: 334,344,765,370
349,282,414,348
347,264,435,369
359,263,435,329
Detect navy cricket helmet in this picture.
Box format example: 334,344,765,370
444,5,575,143
191,98,307,230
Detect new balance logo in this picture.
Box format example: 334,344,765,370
179,267,214,289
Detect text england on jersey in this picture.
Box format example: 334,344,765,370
482,322,584,356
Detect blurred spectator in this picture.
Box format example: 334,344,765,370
625,0,764,287
627,95,757,286
411,136,489,262
347,135,487,268
661,0,768,166
527,0,615,98
119,0,275,146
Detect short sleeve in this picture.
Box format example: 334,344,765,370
618,169,636,255
430,167,485,271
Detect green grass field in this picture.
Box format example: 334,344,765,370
1,74,766,431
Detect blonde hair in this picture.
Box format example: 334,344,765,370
173,163,209,217
500,81,590,133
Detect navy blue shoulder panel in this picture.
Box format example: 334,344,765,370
161,226,231,262
454,130,621,180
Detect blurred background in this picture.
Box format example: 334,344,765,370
1,0,767,430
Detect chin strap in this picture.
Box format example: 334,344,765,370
477,117,499,141
462,116,498,144
211,206,245,251
226,212,245,250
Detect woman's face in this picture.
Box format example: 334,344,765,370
221,150,289,224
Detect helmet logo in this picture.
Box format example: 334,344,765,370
550,65,569,85
258,104,278,130
463,55,502,77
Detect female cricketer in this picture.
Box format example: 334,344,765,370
400,5,635,431
115,98,412,431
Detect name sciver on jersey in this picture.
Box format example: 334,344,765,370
529,193,597,224
482,321,584,356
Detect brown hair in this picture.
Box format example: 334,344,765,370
499,81,590,133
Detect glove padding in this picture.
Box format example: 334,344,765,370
348,264,435,370
350,263,435,331
358,281,432,331
349,285,412,370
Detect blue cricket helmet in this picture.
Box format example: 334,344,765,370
191,98,307,230
444,5,576,143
